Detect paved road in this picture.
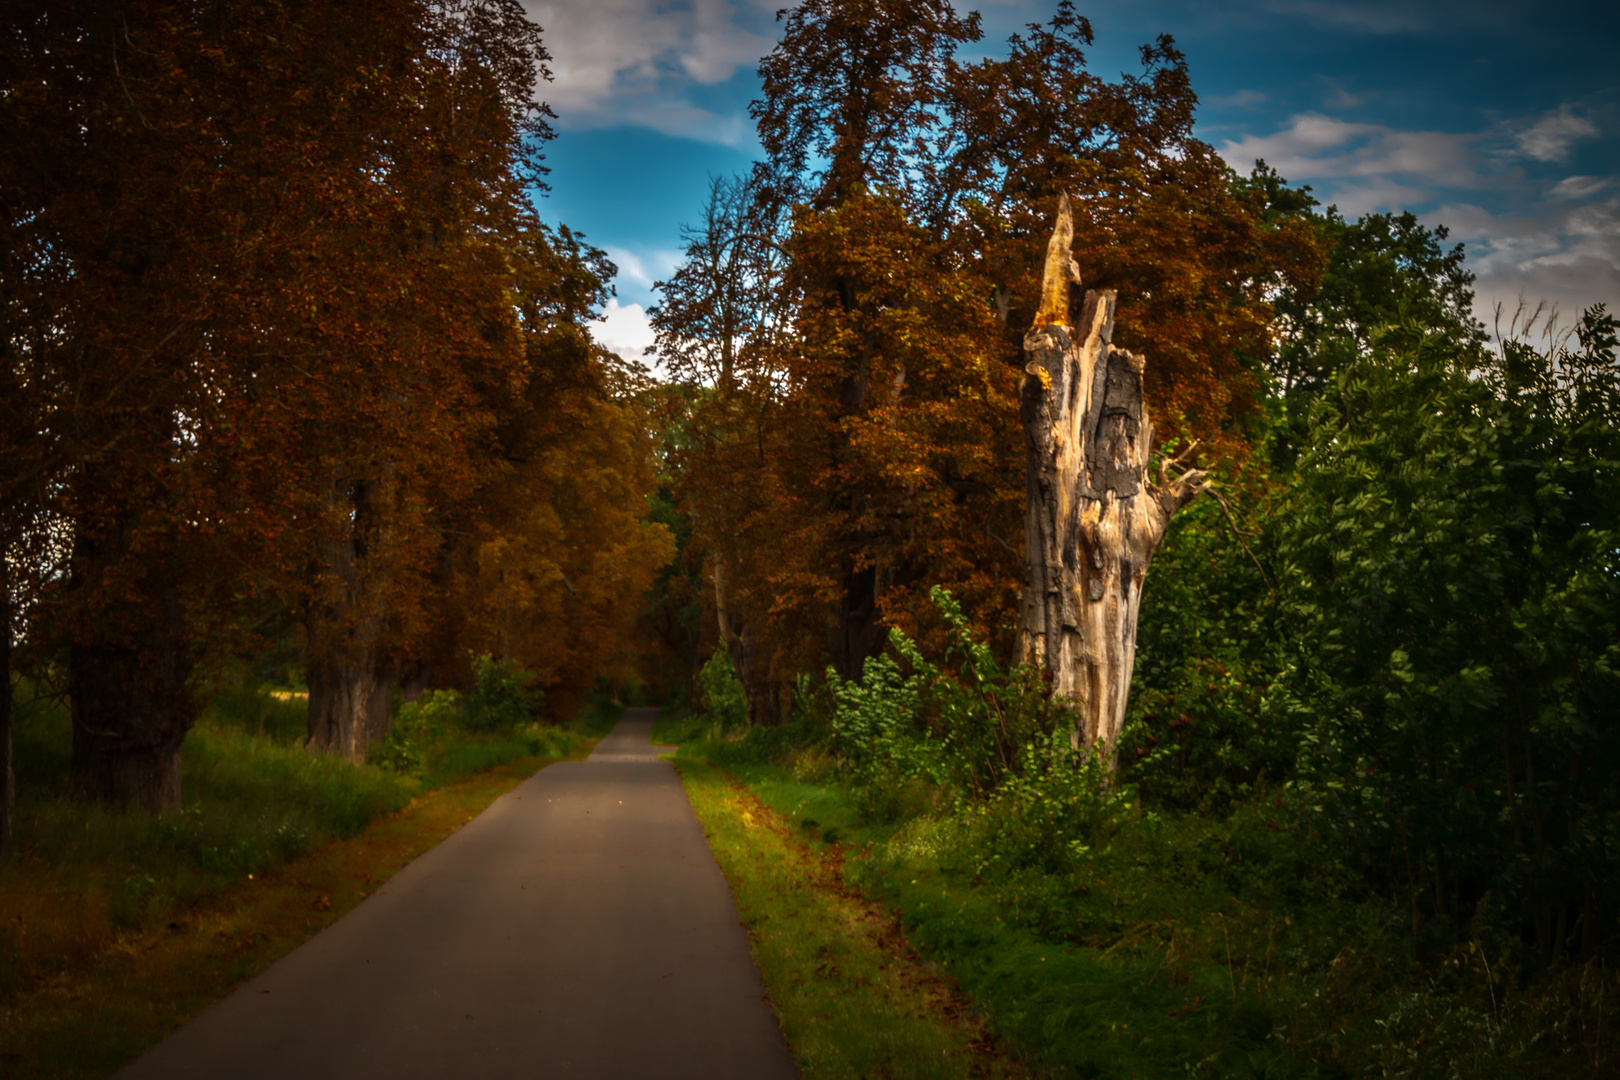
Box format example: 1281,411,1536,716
119,708,798,1080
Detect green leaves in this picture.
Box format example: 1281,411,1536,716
1276,313,1620,959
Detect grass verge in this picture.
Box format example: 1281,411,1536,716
676,756,1025,1080
678,725,1616,1079
0,684,614,1078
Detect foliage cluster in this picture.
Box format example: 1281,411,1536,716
647,0,1326,716
1,668,597,995
685,297,1620,1069
682,549,1617,1073
0,0,667,823
369,656,581,777
696,648,750,733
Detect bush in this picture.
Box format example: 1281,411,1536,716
695,647,747,731
463,655,543,731
1277,314,1620,964
827,585,1080,806
371,690,463,774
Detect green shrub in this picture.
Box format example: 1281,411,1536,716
695,647,747,731
463,655,542,731
372,689,463,774
826,586,1081,810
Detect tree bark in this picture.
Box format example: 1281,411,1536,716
307,660,382,761
69,595,193,814
712,557,745,676
305,478,388,762
1019,194,1208,757
0,575,13,852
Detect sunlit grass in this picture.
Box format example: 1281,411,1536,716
677,757,1025,1080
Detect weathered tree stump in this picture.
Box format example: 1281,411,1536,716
1020,194,1209,757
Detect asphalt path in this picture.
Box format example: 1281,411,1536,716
119,708,798,1079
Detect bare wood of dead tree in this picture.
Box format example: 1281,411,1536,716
1019,193,1211,759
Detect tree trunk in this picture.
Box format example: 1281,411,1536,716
399,661,433,704
740,621,783,726
715,557,785,726
307,659,381,761
1019,194,1208,757
712,557,745,676
69,595,193,814
305,478,387,762
830,563,884,684
0,577,13,852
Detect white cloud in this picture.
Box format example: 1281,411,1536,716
594,297,657,363
1550,175,1611,200
1435,197,1620,327
525,0,773,144
1512,105,1599,163
1321,85,1365,111
1221,107,1620,328
1219,113,1481,205
602,245,683,295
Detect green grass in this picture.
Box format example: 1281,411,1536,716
0,675,610,1077
653,703,732,746
0,678,616,992
677,757,1025,1079
9,685,419,929
668,724,1617,1080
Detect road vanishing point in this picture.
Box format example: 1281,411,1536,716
118,708,799,1079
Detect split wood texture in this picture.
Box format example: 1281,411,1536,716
1019,193,1210,756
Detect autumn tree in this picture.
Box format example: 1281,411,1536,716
649,173,791,716
0,0,597,801
1,0,319,809
431,223,673,721
656,0,1322,720
284,0,558,761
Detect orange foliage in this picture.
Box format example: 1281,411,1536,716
657,0,1324,709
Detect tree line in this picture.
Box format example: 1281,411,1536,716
0,0,669,832
643,0,1620,971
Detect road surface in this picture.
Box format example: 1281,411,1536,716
118,708,798,1079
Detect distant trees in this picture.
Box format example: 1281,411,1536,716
1,0,663,812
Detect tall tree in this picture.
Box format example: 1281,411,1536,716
0,0,575,797
663,0,1320,719
1,0,295,808
650,173,793,717
287,0,555,760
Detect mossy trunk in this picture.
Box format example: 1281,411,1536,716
68,593,194,814
307,661,392,762
1019,195,1207,757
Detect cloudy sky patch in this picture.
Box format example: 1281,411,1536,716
528,0,1619,352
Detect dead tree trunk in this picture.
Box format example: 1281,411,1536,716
1020,194,1208,757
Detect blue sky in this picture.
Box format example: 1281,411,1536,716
523,0,1619,361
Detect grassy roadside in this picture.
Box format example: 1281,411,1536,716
683,752,1313,1080
675,722,1617,1079
0,687,618,1078
676,756,1026,1080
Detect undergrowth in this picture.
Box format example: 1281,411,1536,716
0,671,615,1008
671,596,1618,1079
